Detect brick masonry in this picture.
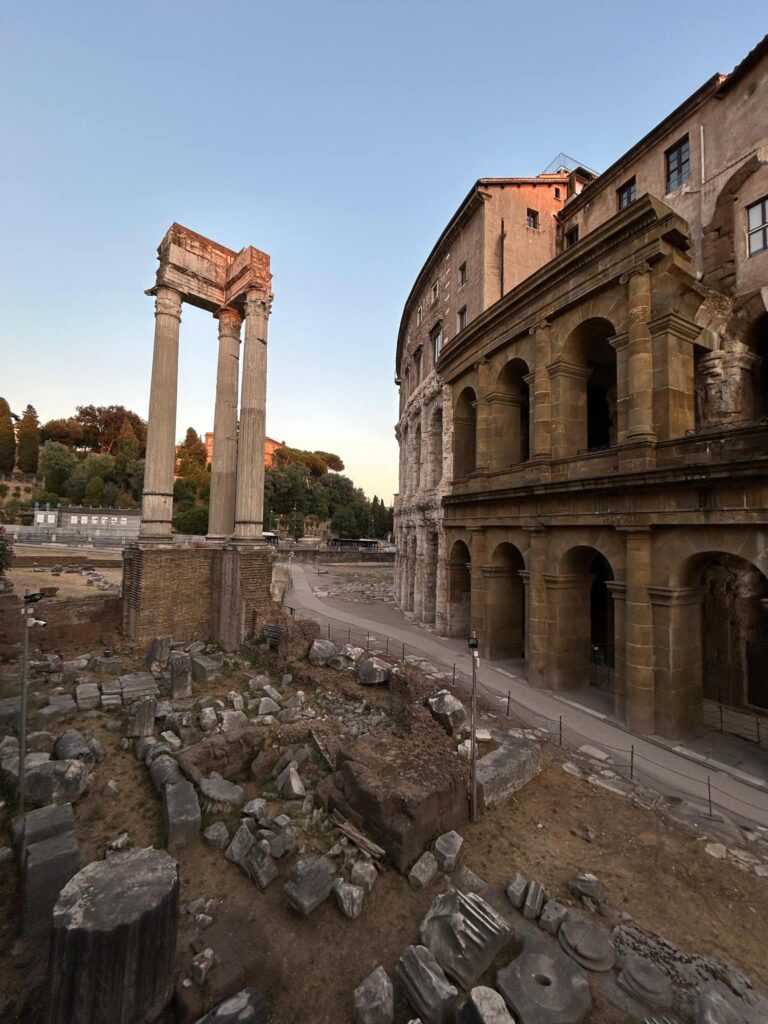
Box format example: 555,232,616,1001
0,592,121,659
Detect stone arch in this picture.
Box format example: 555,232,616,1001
453,387,477,479
447,539,471,638
490,359,530,470
558,317,618,454
548,544,619,691
486,542,526,661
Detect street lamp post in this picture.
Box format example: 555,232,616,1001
468,629,479,823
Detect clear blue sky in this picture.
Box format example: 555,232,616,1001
1,2,763,500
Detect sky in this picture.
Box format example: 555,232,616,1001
1,2,764,501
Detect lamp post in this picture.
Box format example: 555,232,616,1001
468,629,479,823
18,591,45,812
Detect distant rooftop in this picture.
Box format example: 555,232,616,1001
540,153,600,177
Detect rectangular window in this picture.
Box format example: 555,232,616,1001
47,514,55,523
526,208,539,230
120,516,127,525
91,516,98,524
431,323,443,363
458,262,467,286
414,348,422,384
81,516,88,524
747,196,768,256
554,186,561,199
565,226,579,248
70,515,78,525
458,306,468,331
101,517,108,525
665,135,690,192
617,176,637,210
431,280,439,304
110,517,118,524
416,305,423,326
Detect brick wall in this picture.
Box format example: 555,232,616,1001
0,592,121,660
123,544,216,644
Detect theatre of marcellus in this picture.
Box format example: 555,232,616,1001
393,36,768,740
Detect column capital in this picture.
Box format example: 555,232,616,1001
245,288,274,320
153,286,182,322
528,317,552,335
620,261,652,285
215,306,243,333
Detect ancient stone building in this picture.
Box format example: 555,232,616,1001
394,37,768,738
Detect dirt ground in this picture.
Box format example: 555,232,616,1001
1,645,767,1023
7,565,123,598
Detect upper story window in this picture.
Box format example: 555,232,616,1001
457,306,468,332
554,186,561,199
526,209,540,230
617,176,637,210
565,226,579,248
458,261,467,287
413,347,422,384
665,135,690,192
431,280,439,304
416,305,423,326
431,323,443,363
747,196,768,256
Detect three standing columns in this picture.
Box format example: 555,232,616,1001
233,288,272,541
207,308,242,540
140,287,183,538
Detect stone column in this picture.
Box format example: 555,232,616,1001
413,524,427,622
545,573,591,690
434,532,449,636
526,528,548,687
474,360,492,472
141,287,182,539
207,308,242,540
625,267,656,443
530,320,552,462
623,528,655,734
469,528,488,647
606,582,626,719
648,585,705,738
233,289,271,542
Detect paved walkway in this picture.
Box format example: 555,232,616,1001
286,564,768,829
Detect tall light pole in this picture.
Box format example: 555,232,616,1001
18,591,45,812
468,629,479,823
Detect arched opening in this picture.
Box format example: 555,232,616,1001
487,543,526,661
699,554,768,710
561,318,618,454
447,540,471,638
745,313,768,420
491,359,530,469
453,387,477,478
551,545,617,691
429,406,443,488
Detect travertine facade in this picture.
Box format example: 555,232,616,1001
125,224,275,649
394,38,768,738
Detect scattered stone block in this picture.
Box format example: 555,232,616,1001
452,866,487,894
396,944,459,1024
284,855,335,916
220,710,249,733
192,655,221,684
506,872,528,909
496,938,592,1024
427,691,466,735
276,761,305,799
32,696,77,731
258,696,280,716
149,755,184,793
357,657,391,686
120,672,159,701
92,654,124,675
164,780,201,850
160,730,182,752
420,890,513,990
539,899,568,935
19,802,75,856
243,798,268,820
75,682,101,711
568,872,609,913
24,759,90,807
199,773,245,813
350,859,377,894
558,914,615,971
616,954,673,1009
458,987,514,1024
126,696,157,738
54,730,96,767
523,881,546,920
191,947,215,985
23,830,81,938
194,988,270,1023
476,733,540,809
332,877,364,919
203,822,231,851
409,851,438,890
309,639,337,665
354,965,393,1024
226,823,255,865
241,841,278,890
433,830,463,872
200,707,217,732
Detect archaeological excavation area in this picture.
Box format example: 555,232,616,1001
1,611,768,1024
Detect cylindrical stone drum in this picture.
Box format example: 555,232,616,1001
48,848,179,1024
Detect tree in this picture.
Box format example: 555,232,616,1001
83,453,116,483
314,451,344,472
75,405,147,454
114,419,140,486
102,481,119,507
62,463,88,504
40,417,84,448
0,398,15,473
0,526,12,576
39,441,78,495
173,506,209,535
128,459,144,502
331,506,358,538
177,427,207,476
17,405,40,474
84,476,104,506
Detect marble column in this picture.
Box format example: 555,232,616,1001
530,320,552,461
140,286,182,539
233,289,271,541
207,308,242,540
